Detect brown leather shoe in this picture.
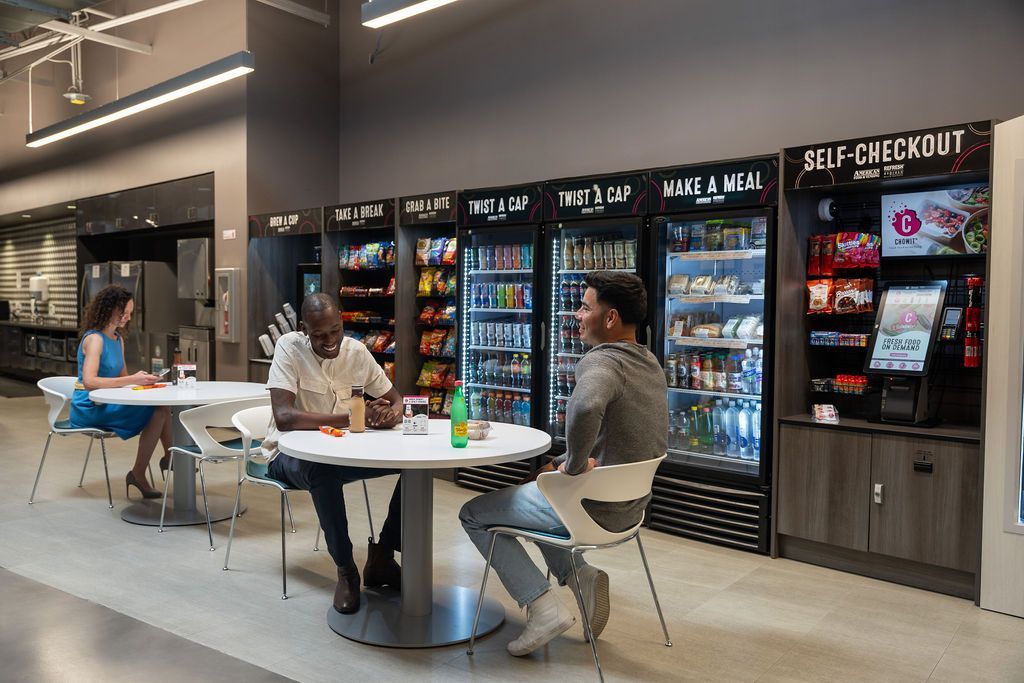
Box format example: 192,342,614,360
363,541,401,589
333,563,361,614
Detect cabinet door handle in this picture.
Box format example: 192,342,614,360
873,483,883,505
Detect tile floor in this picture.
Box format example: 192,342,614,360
2,393,1024,682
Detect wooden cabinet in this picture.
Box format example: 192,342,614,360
778,425,871,551
869,435,980,572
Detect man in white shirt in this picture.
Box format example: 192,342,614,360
263,293,404,614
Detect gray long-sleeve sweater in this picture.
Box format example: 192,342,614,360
552,341,668,532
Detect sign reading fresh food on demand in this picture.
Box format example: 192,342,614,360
543,172,648,220
649,156,778,211
868,285,943,372
882,184,989,257
783,121,991,189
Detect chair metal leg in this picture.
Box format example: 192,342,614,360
78,436,94,487
571,550,604,682
223,478,244,570
280,491,288,600
467,532,498,656
361,480,375,543
284,491,296,533
313,526,321,551
158,453,173,532
198,459,214,551
99,438,113,509
636,534,672,647
29,432,54,504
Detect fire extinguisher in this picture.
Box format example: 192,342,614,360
963,275,983,368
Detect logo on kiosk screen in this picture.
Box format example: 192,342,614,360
891,208,922,237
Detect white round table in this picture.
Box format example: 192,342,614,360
90,381,268,526
278,419,551,648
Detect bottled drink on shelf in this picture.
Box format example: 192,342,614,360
738,401,753,460
560,319,572,353
571,319,583,354
562,238,574,271
727,354,744,393
741,349,756,394
690,354,703,389
573,237,585,270
714,354,727,392
677,409,691,450
754,348,763,394
688,406,702,452
725,400,739,457
583,238,595,270
712,400,726,456
569,278,580,310
752,402,761,460
557,360,568,395
511,354,521,387
511,394,522,424
555,399,567,436
566,361,577,394
665,355,677,387
521,354,531,387
701,356,714,391
700,406,714,453
469,389,482,420
503,393,513,423
561,277,572,310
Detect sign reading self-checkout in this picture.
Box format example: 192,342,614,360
400,191,457,225
649,156,778,212
248,208,323,237
458,184,543,226
543,172,648,220
326,198,394,231
783,121,992,189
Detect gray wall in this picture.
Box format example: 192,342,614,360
336,0,1024,200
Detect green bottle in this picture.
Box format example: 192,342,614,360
451,380,469,448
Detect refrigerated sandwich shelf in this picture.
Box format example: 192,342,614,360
669,248,766,262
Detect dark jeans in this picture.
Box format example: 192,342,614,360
267,453,401,568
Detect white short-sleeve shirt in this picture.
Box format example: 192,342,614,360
261,332,393,461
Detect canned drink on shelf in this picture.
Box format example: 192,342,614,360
523,323,532,342
521,243,532,270
495,324,504,347
504,323,514,346
523,283,532,309
486,322,496,346
504,245,514,270
477,246,488,270
614,240,626,269
603,241,616,268
593,240,605,269
511,244,522,269
515,283,524,309
625,239,637,268
495,245,505,270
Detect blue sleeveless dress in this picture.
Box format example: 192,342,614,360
69,330,155,439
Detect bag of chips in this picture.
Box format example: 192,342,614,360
435,303,457,325
372,331,392,353
415,238,432,266
386,277,396,296
383,362,395,381
418,268,435,296
442,390,454,416
807,279,834,314
418,303,438,324
417,361,437,387
441,329,457,357
433,268,448,296
442,237,458,265
430,362,449,388
429,238,446,266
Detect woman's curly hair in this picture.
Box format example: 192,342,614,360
80,284,133,335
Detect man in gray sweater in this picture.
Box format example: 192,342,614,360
460,271,667,657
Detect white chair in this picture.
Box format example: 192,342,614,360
225,405,376,600
159,397,271,549
467,455,672,682
30,376,117,509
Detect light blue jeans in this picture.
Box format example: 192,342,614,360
459,482,588,607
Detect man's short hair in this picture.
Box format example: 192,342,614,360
300,292,339,322
583,271,647,326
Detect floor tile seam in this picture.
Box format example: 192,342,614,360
924,617,967,681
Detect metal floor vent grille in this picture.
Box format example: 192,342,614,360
456,459,535,493
647,474,769,554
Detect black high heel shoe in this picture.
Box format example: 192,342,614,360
159,454,171,480
126,472,162,500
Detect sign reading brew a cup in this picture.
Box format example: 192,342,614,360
326,198,394,231
783,121,992,189
458,183,543,226
399,191,457,224
543,172,649,220
649,156,779,212
248,208,323,237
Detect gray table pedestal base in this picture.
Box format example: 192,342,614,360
326,585,505,648
121,495,245,526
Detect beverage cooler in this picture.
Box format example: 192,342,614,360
646,157,779,553
542,171,650,452
454,184,545,492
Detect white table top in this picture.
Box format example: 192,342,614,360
90,381,268,407
278,419,552,469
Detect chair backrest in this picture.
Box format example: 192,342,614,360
536,454,666,547
178,396,270,458
37,376,77,430
231,404,273,464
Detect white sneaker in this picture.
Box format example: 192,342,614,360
507,590,576,656
568,564,610,641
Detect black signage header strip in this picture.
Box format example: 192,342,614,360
783,121,991,190
399,191,457,225
326,198,394,231
458,184,543,226
649,156,778,212
248,207,322,237
543,172,648,220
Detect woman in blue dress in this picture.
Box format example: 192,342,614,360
71,285,171,499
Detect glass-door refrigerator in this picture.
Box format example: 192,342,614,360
542,171,650,452
647,156,779,554
454,183,545,492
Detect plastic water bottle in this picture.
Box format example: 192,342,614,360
511,396,522,425
754,348,763,395
469,390,482,420
738,401,752,459
741,349,756,394
700,407,714,454
712,400,726,456
752,402,761,460
725,401,739,457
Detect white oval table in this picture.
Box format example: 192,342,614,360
90,381,269,526
278,419,551,648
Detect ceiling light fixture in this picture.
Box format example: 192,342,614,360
26,50,254,148
361,0,460,29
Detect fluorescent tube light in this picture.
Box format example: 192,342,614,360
26,50,254,148
361,0,459,29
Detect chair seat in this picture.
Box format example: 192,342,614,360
488,525,573,547
170,437,262,458
245,460,294,490
53,419,113,437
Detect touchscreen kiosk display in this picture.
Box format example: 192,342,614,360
865,282,946,375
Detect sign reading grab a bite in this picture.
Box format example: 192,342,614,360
881,184,990,258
